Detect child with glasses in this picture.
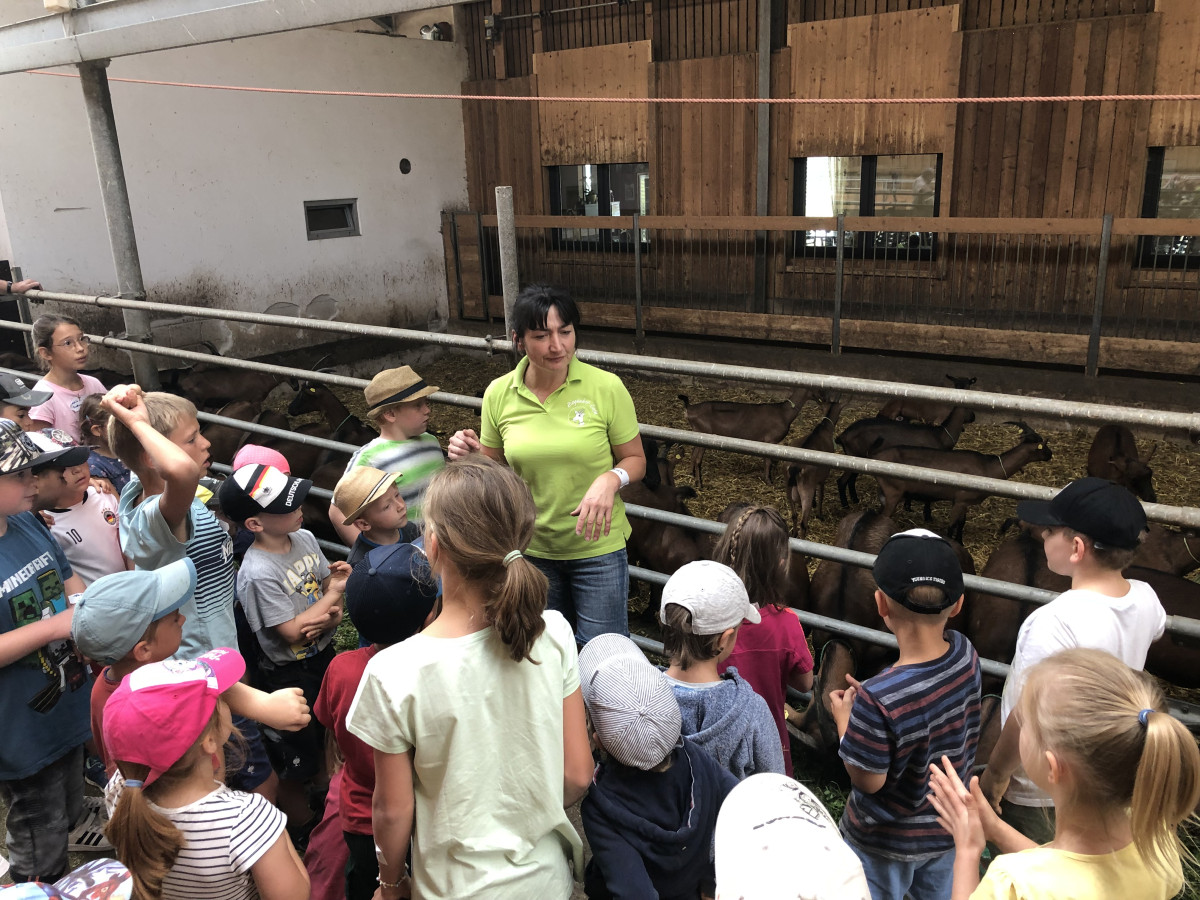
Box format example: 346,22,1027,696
29,315,106,442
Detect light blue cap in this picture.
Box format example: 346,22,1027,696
70,558,196,664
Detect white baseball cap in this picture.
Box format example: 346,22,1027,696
660,560,760,634
716,773,870,900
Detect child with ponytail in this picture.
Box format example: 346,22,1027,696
103,648,310,900
713,504,814,774
929,647,1200,900
348,455,592,900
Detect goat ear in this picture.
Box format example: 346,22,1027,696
286,378,299,391
1143,442,1158,465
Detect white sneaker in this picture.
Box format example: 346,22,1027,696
67,808,113,852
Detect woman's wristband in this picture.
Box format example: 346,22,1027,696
609,466,630,488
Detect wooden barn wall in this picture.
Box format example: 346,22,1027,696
460,76,543,213
534,42,653,165
788,0,1154,28
1147,0,1200,146
786,8,963,157
953,14,1156,218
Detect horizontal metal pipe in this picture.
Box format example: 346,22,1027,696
628,565,1009,679
625,503,1200,642
21,290,1200,432
199,411,358,454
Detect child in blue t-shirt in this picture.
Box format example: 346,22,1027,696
0,417,106,882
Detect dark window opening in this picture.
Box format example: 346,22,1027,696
548,163,649,250
305,200,360,240
1137,147,1200,270
792,154,941,260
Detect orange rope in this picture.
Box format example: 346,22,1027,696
26,69,1200,104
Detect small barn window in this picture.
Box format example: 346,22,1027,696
548,163,649,250
1137,147,1200,271
792,154,940,260
304,200,360,241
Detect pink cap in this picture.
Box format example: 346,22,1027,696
102,647,245,786
232,444,290,474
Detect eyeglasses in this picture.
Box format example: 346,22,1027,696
55,336,91,350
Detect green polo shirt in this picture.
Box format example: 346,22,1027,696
480,356,640,560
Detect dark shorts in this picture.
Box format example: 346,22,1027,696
257,644,335,781
226,714,273,792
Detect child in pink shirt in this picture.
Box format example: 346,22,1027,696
29,315,106,442
715,504,814,774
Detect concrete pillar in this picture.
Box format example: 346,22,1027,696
76,58,160,388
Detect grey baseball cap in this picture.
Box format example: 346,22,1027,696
0,373,51,408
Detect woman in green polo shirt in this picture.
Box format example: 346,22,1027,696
448,285,646,644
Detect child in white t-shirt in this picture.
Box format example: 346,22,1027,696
30,430,129,586
979,478,1166,843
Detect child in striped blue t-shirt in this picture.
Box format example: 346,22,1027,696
829,529,982,900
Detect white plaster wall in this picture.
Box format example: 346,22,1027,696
0,15,469,359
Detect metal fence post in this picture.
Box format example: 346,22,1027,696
495,186,519,342
475,211,490,322
449,213,465,321
832,212,845,356
633,213,644,352
10,265,35,357
1086,213,1113,378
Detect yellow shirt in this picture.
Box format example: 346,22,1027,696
973,842,1182,900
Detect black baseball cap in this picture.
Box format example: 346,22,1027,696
346,542,439,645
0,373,51,408
872,528,965,614
217,464,311,524
1016,477,1146,551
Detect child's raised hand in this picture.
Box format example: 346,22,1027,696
828,672,860,736
258,687,312,732
101,384,148,422
928,755,986,855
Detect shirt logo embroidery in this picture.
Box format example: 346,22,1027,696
571,410,586,426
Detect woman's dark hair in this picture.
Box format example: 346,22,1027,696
510,284,581,340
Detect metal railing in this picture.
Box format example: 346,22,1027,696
448,213,1200,376
7,291,1200,667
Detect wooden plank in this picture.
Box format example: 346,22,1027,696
1011,24,1043,217
996,26,1028,217
1026,23,1060,216
494,213,1118,233
1071,16,1107,217
534,41,652,165
1040,22,1075,218
1056,18,1090,216
1104,16,1148,219
982,28,1013,218
1086,15,1125,216
1148,0,1200,147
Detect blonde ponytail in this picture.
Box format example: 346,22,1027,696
424,455,548,661
1019,648,1200,885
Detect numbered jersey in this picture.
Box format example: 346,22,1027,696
47,487,126,587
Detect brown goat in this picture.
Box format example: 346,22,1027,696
877,374,977,424
835,404,976,508
621,481,705,583
179,361,280,411
1134,524,1200,577
677,385,814,488
1086,424,1156,502
873,423,1053,542
963,521,1070,693
1126,566,1200,689
287,378,376,466
785,397,847,535
792,639,856,756
201,400,261,469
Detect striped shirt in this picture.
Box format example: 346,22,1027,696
838,630,981,860
118,478,238,659
344,433,445,523
151,784,285,900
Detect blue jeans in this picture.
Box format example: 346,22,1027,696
850,843,955,900
528,549,629,645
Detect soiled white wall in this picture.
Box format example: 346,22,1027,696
0,17,469,359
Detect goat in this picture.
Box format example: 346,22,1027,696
1086,424,1157,502
639,435,678,491
202,400,262,469
1126,566,1200,689
255,419,329,480
621,480,705,587
963,520,1070,692
835,404,975,508
785,397,846,535
975,694,1004,767
872,423,1053,542
287,377,376,466
1134,524,1200,577
178,357,280,411
877,374,977,424
791,639,855,756
677,385,814,488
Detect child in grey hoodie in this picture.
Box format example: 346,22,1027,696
660,560,786,779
